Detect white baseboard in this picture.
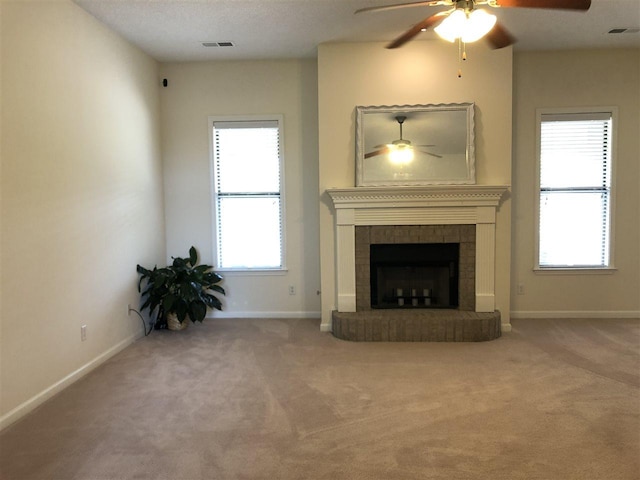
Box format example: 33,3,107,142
207,311,321,319
0,333,140,432
510,310,640,319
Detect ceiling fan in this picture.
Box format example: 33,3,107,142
365,115,442,164
355,0,591,50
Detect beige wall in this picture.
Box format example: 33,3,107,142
317,41,513,330
511,49,640,317
159,60,321,317
0,1,165,426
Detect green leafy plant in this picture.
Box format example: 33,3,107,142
136,246,225,329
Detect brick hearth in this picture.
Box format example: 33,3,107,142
332,309,501,342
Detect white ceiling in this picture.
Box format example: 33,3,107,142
74,0,640,62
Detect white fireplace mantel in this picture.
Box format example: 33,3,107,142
326,185,509,314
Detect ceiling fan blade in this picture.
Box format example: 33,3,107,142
365,148,390,159
496,0,590,10
422,151,443,158
485,21,516,49
386,12,448,49
355,1,449,15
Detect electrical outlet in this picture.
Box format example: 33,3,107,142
288,285,296,295
517,283,525,295
81,325,87,341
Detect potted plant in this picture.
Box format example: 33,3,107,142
136,246,225,330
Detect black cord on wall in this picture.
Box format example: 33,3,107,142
129,308,153,336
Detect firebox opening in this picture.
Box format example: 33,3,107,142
370,243,459,309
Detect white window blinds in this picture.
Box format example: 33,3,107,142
213,119,283,269
538,112,612,268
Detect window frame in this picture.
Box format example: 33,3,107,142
534,107,617,274
208,114,287,274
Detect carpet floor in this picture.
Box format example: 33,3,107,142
1,317,638,480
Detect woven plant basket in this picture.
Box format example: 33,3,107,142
166,312,189,331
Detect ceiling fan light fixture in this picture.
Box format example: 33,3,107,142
434,9,466,43
389,144,414,164
434,8,497,43
463,9,497,42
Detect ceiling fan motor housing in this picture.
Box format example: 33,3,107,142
456,0,477,12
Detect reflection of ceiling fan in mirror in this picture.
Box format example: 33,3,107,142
355,0,591,50
364,115,442,164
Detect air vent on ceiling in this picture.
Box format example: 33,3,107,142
202,41,235,47
608,28,640,34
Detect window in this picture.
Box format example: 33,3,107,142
211,117,284,270
536,109,615,269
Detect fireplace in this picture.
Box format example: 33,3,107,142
355,223,477,312
326,185,508,341
370,242,459,309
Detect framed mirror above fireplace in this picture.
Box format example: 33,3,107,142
355,103,475,186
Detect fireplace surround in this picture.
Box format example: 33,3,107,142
327,185,508,341
364,228,467,310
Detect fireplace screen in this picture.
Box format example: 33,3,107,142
370,243,459,309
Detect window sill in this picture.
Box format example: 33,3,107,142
217,268,288,276
533,267,616,275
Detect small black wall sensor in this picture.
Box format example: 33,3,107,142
162,78,168,87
